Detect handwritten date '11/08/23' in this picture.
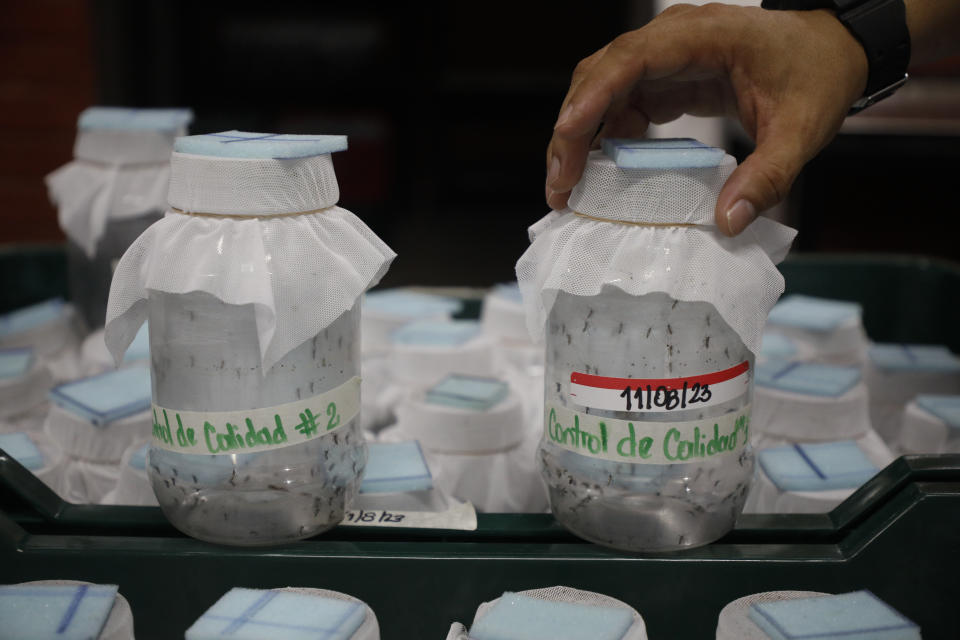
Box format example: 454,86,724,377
619,382,713,412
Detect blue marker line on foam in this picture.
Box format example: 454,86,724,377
222,590,279,635
772,361,802,381
220,134,280,144
329,602,361,638
57,584,88,633
793,444,827,480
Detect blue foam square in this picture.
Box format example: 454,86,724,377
601,137,725,169
364,289,462,318
425,374,509,410
759,441,879,492
767,294,861,332
360,441,433,494
748,590,920,640
0,348,34,380
185,588,365,640
869,344,960,373
0,433,44,470
0,583,119,640
492,282,523,304
470,592,634,640
760,334,797,361
391,320,480,347
0,299,65,339
756,361,861,397
915,395,960,430
175,131,347,159
78,107,193,132
49,366,152,426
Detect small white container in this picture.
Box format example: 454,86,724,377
0,347,53,424
898,395,960,454
764,295,868,366
716,591,829,640
390,319,498,387
80,323,149,375
362,288,462,354
0,299,82,382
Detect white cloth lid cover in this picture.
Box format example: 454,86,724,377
516,149,797,353
104,149,396,371
752,381,872,440
716,591,829,640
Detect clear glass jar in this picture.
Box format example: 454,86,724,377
540,286,754,551
68,212,162,330
147,290,365,546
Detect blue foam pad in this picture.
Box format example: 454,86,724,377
0,348,34,380
915,395,960,429
756,360,861,397
185,588,365,640
0,298,65,339
492,282,523,304
0,583,119,640
470,592,634,640
869,343,960,373
601,137,725,169
759,441,879,492
175,131,347,160
78,106,193,132
364,289,462,318
123,323,150,363
360,441,433,494
48,366,152,427
760,334,797,361
748,590,920,640
129,443,150,471
425,374,509,410
0,433,44,470
767,294,861,332
391,320,480,347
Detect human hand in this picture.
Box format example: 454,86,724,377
545,4,869,235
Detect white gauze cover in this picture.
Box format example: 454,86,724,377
46,129,178,257
716,591,829,640
516,151,797,354
445,586,648,640
104,152,396,371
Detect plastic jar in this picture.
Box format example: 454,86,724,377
517,139,796,551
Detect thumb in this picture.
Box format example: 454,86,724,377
715,137,807,236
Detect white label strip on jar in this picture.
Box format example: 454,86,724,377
544,401,751,465
341,499,478,531
569,360,751,414
150,376,361,456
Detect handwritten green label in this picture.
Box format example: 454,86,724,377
152,376,361,455
545,402,750,464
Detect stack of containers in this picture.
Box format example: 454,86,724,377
865,343,960,445
897,394,960,455
0,347,52,432
44,367,152,503
763,295,868,366
46,107,193,335
381,374,547,512
105,131,394,545
516,139,796,550
0,298,82,382
745,361,893,513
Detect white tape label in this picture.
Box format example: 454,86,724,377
569,360,751,414
151,377,360,455
545,401,750,464
342,500,478,531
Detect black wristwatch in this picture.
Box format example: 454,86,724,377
761,0,910,114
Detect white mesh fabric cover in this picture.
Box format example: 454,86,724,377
744,431,894,514
105,152,395,371
46,129,177,257
0,361,53,420
716,591,829,640
0,403,50,435
445,586,647,640
515,151,796,353
898,400,960,454
17,580,135,640
753,382,872,440
278,587,380,640
58,458,123,504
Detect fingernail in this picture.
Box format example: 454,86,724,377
545,185,555,204
554,104,574,130
546,155,560,188
725,199,756,235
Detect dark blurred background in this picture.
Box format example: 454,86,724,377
2,0,958,287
